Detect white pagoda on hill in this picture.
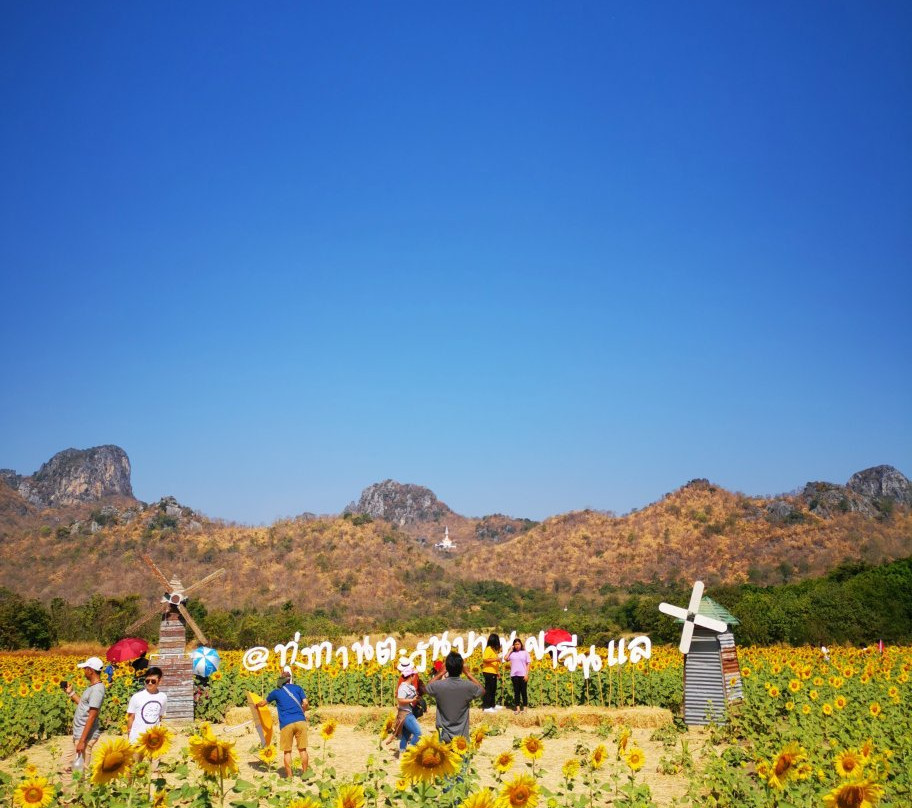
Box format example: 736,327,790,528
434,526,455,551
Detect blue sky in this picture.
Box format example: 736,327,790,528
2,3,910,524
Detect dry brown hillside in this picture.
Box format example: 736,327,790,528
456,480,912,593
1,478,910,622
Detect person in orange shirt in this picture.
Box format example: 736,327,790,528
481,633,503,712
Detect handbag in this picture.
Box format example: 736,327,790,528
412,696,428,719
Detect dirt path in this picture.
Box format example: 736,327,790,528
5,706,709,805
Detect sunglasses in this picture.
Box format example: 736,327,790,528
144,678,159,684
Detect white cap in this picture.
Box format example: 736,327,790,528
77,656,104,671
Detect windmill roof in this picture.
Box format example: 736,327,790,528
676,596,740,626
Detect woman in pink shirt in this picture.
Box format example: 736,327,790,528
506,638,531,712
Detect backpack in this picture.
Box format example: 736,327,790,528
412,696,428,719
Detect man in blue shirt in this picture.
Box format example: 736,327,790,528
257,672,308,777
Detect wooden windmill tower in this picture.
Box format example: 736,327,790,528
660,581,743,725
126,555,225,722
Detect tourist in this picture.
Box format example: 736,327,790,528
391,661,422,758
257,672,309,778
425,651,484,742
127,666,167,742
482,633,503,712
61,656,106,775
506,637,531,712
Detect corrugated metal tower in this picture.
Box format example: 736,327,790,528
680,598,742,725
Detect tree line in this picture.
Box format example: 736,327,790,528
1,556,910,651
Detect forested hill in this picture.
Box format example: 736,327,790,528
0,454,910,630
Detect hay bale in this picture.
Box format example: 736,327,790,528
225,705,253,726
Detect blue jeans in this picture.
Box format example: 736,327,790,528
399,712,421,750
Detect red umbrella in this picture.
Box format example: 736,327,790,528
106,637,149,663
544,628,573,646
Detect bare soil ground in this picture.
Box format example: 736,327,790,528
6,706,710,806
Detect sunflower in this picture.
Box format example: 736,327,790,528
395,778,411,791
835,749,865,778
471,726,488,749
785,701,795,711
91,737,134,784
399,735,460,782
562,758,580,780
859,740,874,761
461,789,498,808
801,704,811,715
590,744,608,770
835,695,848,710
494,751,515,773
13,776,53,808
498,773,539,808
520,735,544,760
188,733,239,777
335,783,365,808
626,747,645,772
869,702,882,717
767,742,805,790
741,667,751,677
823,779,884,808
809,689,819,701
822,703,833,716
381,713,397,736
451,735,470,757
288,797,322,808
320,719,338,741
616,726,631,755
788,679,801,693
135,725,172,760
258,745,278,765
152,789,168,808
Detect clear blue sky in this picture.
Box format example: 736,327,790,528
2,3,910,524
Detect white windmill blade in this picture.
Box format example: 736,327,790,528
679,619,696,654
687,581,705,615
659,602,688,619
694,614,728,634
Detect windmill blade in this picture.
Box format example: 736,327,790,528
694,614,728,634
678,619,696,654
182,568,226,598
141,554,173,590
126,603,165,634
177,602,209,646
659,602,688,620
687,580,705,615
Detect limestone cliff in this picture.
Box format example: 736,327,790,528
11,445,134,507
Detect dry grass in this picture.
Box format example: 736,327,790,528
225,704,672,730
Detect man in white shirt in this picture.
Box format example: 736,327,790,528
127,667,167,742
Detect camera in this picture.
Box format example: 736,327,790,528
59,680,69,691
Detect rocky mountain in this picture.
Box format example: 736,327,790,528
847,465,912,504
0,449,910,622
1,445,134,507
799,465,912,518
345,479,454,525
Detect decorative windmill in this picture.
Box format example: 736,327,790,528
126,555,225,722
659,581,743,726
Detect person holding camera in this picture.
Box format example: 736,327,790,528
60,656,106,776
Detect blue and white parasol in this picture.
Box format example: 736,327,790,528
190,646,221,677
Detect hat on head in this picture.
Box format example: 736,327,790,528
397,659,417,677
277,671,292,686
77,656,104,672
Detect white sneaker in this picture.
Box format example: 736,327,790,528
483,708,496,713
494,705,504,710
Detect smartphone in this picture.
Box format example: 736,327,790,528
59,680,68,691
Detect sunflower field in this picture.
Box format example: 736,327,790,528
0,644,909,807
